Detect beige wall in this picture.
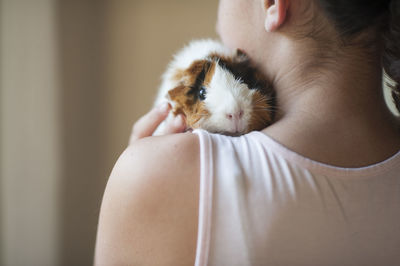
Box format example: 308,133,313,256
1,0,61,265
0,0,218,265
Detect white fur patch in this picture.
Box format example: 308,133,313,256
199,64,255,134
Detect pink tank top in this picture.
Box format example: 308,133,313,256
193,129,400,266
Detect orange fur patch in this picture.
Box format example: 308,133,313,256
203,63,216,87
248,90,274,131
168,60,216,129
172,69,185,83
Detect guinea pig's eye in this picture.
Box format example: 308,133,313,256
198,87,207,101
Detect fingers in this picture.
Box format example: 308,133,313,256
129,103,187,145
130,103,170,143
162,114,186,135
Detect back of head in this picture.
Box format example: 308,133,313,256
315,0,400,111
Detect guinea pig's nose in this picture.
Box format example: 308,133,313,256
226,110,244,120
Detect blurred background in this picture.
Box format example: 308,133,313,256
1,1,399,266
0,0,218,265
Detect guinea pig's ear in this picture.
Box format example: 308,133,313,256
168,85,186,103
234,49,250,63
168,85,189,116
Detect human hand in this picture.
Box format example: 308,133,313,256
129,103,186,145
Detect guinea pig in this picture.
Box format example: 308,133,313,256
153,39,276,136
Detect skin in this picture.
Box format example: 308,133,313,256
95,105,200,265
95,0,400,265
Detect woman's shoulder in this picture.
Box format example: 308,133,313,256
95,132,200,265
123,131,200,177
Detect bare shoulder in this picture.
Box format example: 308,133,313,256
95,132,200,266
120,131,200,179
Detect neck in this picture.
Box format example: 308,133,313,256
263,37,387,122
259,38,400,167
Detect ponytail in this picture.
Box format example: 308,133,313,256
383,0,400,112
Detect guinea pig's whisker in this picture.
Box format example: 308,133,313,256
254,107,279,113
253,95,271,103
253,103,276,108
253,103,273,109
253,109,273,114
253,98,267,104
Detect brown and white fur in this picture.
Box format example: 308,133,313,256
154,39,275,136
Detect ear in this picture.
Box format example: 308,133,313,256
234,49,250,63
168,85,186,102
262,0,289,32
168,85,188,116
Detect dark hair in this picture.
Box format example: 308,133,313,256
317,0,400,112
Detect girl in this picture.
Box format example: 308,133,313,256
95,1,400,265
